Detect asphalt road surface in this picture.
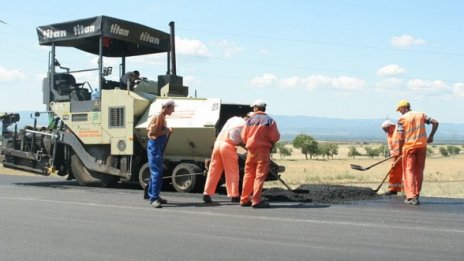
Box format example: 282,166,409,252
1,174,463,261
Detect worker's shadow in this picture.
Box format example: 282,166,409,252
264,203,330,209
163,202,223,208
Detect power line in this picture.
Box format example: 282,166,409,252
178,27,464,58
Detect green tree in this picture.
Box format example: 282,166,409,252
447,145,461,155
426,147,434,156
439,147,449,157
275,142,292,159
316,142,339,160
292,134,318,159
327,142,339,159
348,146,361,158
318,143,330,160
364,146,381,158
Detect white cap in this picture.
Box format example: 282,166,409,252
381,120,394,128
250,99,266,107
162,99,176,107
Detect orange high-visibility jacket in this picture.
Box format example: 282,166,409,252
387,127,401,156
241,111,280,150
397,111,431,151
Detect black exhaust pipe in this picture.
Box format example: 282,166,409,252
169,21,176,76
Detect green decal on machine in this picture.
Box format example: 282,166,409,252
92,112,101,124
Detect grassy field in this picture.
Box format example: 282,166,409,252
267,143,464,198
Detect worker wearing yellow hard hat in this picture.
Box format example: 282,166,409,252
395,99,439,205
396,99,410,112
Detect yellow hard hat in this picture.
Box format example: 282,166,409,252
396,99,410,111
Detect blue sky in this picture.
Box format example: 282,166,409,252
1,0,463,123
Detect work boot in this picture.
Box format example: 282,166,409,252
384,190,397,196
252,201,270,209
150,199,162,208
159,197,168,204
404,197,419,205
240,201,252,207
203,195,212,203
231,197,240,203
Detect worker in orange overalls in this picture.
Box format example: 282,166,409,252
240,99,280,208
381,120,403,195
396,100,439,205
203,113,251,203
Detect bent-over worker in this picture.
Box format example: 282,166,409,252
203,113,252,203
381,120,403,195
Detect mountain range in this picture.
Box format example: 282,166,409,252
272,115,464,143
5,111,464,143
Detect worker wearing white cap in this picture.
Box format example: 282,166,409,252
145,99,175,208
240,99,280,208
381,120,403,195
396,100,439,205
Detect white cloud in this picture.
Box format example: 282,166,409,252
0,67,26,81
212,40,243,58
407,79,448,92
278,75,365,91
453,82,464,97
249,73,278,87
332,76,365,91
176,36,211,57
377,64,406,76
391,35,426,48
259,49,270,56
300,75,333,90
279,76,302,89
375,78,403,90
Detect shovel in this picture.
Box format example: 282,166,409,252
350,156,394,171
374,156,402,192
268,170,309,194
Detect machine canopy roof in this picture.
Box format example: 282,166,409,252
37,16,170,57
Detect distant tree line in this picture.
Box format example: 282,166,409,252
271,134,463,159
438,145,461,156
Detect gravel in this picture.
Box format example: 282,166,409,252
262,184,380,204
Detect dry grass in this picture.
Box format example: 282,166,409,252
268,143,464,198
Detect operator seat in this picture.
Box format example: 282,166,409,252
54,73,77,96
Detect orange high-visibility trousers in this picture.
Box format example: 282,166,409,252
388,155,403,192
203,141,240,197
240,148,270,206
402,147,426,199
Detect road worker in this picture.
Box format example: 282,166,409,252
203,113,252,203
240,99,280,208
146,99,175,208
381,120,403,195
396,100,439,205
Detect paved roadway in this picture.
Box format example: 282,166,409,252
1,174,463,261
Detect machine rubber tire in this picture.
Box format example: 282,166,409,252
138,162,174,191
70,148,115,187
171,163,203,193
138,163,150,189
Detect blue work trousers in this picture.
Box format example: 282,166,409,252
147,135,167,202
